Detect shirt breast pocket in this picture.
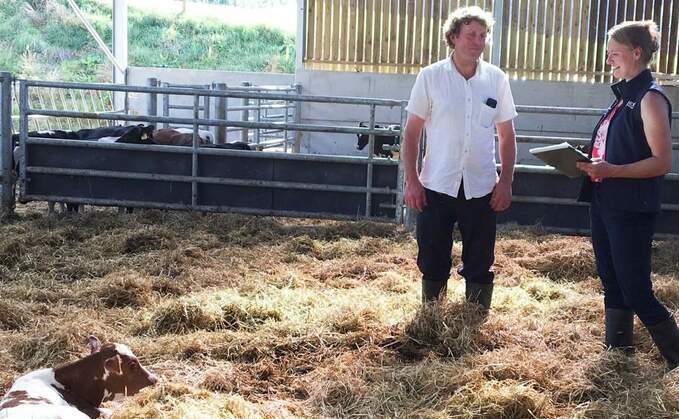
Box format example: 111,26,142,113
478,104,497,129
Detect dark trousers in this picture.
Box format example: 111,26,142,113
416,186,496,285
590,195,669,327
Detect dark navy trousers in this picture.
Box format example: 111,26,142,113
590,192,669,327
416,185,496,285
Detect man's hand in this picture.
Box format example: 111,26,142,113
490,179,512,212
404,178,427,212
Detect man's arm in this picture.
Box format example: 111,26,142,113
490,119,516,212
403,113,427,211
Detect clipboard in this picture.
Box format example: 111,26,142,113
529,142,591,178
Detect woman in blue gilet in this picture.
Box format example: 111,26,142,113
577,21,676,371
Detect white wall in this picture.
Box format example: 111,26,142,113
127,67,295,141
294,68,679,169
126,66,679,169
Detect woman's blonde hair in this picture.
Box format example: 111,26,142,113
442,6,495,49
608,20,661,65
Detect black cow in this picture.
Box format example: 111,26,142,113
356,122,401,158
203,142,254,151
77,124,155,143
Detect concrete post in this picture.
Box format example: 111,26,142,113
162,82,170,129
0,72,14,219
147,77,158,118
214,83,227,144
241,81,250,143
293,83,302,153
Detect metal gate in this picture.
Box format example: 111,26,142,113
0,73,12,217
11,78,405,222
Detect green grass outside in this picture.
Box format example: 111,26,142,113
0,0,295,82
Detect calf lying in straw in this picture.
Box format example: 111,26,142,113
0,336,158,419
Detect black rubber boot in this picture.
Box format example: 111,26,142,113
422,279,447,304
604,308,635,354
465,282,494,310
647,315,679,371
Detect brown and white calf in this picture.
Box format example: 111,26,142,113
152,128,214,146
0,336,158,419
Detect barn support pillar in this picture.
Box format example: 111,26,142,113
113,0,128,113
0,72,14,219
296,0,305,73
491,0,504,66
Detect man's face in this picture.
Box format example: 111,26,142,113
451,20,488,60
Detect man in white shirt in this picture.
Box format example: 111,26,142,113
403,6,517,308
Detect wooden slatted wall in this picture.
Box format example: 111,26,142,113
304,0,494,74
303,0,679,80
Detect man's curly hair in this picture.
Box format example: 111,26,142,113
443,6,495,49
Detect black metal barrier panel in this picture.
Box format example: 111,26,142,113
499,168,679,236
22,140,399,221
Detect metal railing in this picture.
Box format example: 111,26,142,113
148,79,301,151
0,72,13,218
503,104,679,235
10,85,116,133
13,78,406,222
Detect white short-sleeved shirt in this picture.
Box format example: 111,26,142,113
406,57,517,199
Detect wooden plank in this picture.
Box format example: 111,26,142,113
583,0,594,78
540,0,554,78
420,0,432,66
404,0,415,64
528,0,540,78
305,0,317,62
671,0,679,74
531,0,544,79
411,0,422,65
388,0,399,64
576,0,587,79
657,0,669,73
347,0,357,64
563,0,575,81
644,0,654,20
398,0,408,68
372,0,382,69
349,0,356,64
337,0,347,62
588,0,602,80
633,0,644,19
365,0,375,68
432,0,443,62
517,0,529,77
321,0,331,61
331,0,341,62
356,0,366,63
440,0,451,62
504,0,516,70
380,0,390,65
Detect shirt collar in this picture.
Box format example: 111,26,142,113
611,69,653,101
447,53,483,79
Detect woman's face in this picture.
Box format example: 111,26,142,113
606,38,643,80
